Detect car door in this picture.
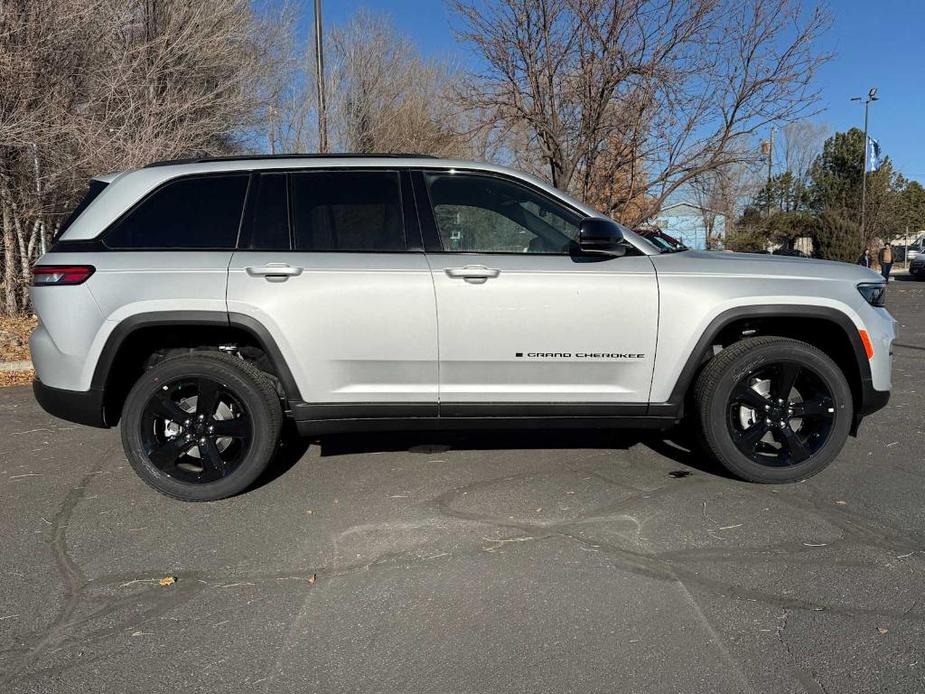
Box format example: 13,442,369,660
414,169,659,414
226,169,438,412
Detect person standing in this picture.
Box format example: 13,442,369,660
879,243,894,281
858,248,873,268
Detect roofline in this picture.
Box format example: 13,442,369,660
145,153,437,168
62,156,657,254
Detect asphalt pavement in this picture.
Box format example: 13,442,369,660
1,277,923,693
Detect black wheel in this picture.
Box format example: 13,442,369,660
121,352,282,501
693,337,853,483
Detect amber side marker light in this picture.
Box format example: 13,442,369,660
859,330,874,360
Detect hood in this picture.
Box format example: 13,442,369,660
650,249,883,283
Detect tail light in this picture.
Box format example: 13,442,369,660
31,265,95,286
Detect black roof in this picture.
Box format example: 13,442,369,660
144,153,438,168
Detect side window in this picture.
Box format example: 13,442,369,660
289,171,405,251
105,175,248,249
424,172,581,254
247,173,290,250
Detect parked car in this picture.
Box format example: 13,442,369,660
31,155,894,500
634,227,686,252
910,254,925,279
883,238,924,264
906,238,924,263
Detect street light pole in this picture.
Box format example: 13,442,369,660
851,88,878,246
314,0,328,154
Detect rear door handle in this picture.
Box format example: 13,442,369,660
444,265,501,284
245,263,303,281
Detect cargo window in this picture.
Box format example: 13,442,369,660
289,171,405,251
104,175,248,249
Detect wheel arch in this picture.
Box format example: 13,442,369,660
92,311,302,425
664,305,872,420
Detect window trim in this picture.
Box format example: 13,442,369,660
413,169,586,256
237,172,288,251
101,172,252,251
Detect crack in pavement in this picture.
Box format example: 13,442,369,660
0,451,112,685
777,609,831,694
4,452,922,689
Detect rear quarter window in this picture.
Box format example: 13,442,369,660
55,179,109,241
104,174,249,250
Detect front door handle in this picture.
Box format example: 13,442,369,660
245,263,303,282
444,265,501,284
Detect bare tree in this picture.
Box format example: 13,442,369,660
688,142,765,242
452,0,832,225
779,120,828,184
326,11,468,156
0,0,281,315
264,9,475,158
689,160,763,247
256,1,317,154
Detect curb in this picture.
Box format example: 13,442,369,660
0,360,33,372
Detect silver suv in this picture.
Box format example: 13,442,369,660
31,155,894,500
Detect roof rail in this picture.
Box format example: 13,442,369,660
144,153,438,168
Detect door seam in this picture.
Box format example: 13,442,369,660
422,252,442,410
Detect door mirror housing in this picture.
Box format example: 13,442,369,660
577,218,627,257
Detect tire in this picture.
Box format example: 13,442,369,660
693,337,853,483
121,352,282,501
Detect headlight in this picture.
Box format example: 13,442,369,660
857,282,886,307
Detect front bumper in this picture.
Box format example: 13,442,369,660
33,379,107,428
857,380,890,417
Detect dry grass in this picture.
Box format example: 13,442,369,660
0,316,37,386
0,369,34,387
0,315,37,362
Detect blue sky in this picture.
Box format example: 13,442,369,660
308,0,925,181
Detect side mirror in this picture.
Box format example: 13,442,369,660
578,218,626,257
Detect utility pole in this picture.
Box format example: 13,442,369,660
314,0,329,154
761,128,774,217
851,88,878,246
767,127,774,214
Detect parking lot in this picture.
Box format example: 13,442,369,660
1,278,922,693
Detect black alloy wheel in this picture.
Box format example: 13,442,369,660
693,336,853,483
726,362,835,467
122,352,282,501
141,376,253,483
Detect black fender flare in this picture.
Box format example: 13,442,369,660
91,310,303,405
659,304,875,415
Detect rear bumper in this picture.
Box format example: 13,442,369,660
33,379,107,428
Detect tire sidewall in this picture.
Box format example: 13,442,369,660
705,343,853,483
121,356,279,501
